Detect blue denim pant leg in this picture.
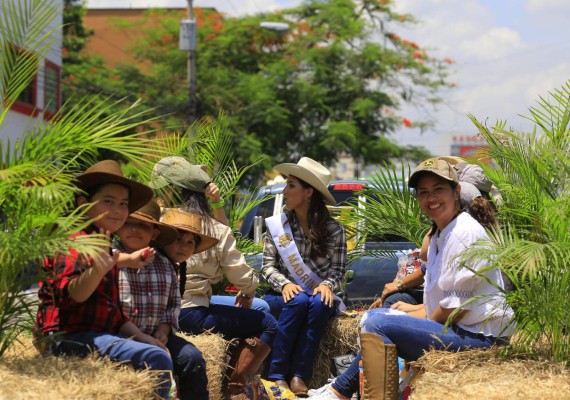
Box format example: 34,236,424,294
332,351,362,398
289,293,336,380
55,331,173,399
210,295,271,313
361,309,496,361
264,291,335,381
382,289,424,308
178,303,277,347
166,333,208,400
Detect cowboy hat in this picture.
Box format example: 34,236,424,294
160,208,219,254
127,200,179,247
274,157,336,205
75,160,153,213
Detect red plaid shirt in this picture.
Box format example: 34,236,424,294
36,227,128,335
114,241,180,335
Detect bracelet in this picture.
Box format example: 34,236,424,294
237,291,252,299
210,199,225,209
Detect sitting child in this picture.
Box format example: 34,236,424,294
35,160,174,399
114,199,211,400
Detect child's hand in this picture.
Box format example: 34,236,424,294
130,247,156,269
153,330,169,345
205,182,222,203
93,229,119,276
139,333,169,352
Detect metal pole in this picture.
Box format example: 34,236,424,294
188,0,196,125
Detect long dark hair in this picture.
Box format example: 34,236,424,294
289,177,333,258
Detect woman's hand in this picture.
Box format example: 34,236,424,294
368,297,384,309
282,283,304,303
313,284,334,307
235,292,254,309
390,301,423,313
205,182,221,203
379,281,399,303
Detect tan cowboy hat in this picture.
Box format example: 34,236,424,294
127,200,179,247
75,160,153,213
274,157,336,205
160,208,219,254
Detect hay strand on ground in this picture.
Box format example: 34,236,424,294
412,347,570,400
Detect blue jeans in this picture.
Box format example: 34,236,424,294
178,303,277,347
332,309,505,397
210,295,271,313
264,290,336,382
382,288,424,308
166,333,208,400
53,331,173,399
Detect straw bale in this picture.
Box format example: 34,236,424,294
411,348,570,400
311,313,361,388
176,331,231,400
0,336,158,400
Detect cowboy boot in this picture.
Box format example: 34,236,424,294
228,337,271,395
360,332,399,400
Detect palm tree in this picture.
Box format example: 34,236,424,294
0,0,166,358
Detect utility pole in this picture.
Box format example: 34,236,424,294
179,0,197,125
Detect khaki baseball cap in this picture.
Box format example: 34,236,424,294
149,156,211,192
408,157,458,188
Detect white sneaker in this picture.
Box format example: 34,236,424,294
308,380,334,396
307,384,345,400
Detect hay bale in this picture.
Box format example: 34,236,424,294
411,348,570,399
177,331,231,400
0,336,157,400
311,314,361,388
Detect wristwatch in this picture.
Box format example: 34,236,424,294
396,278,404,292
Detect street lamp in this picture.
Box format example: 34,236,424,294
180,1,290,124
259,21,290,33
179,0,197,124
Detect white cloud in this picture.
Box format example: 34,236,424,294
458,27,522,61
526,0,568,12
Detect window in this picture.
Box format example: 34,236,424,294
5,44,39,117
44,60,61,118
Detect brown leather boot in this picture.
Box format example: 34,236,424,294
360,332,399,400
228,337,271,395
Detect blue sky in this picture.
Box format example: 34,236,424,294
88,0,570,156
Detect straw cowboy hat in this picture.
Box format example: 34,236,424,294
274,157,336,205
75,160,153,213
161,208,219,254
127,200,179,247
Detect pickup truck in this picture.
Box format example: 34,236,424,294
240,180,416,307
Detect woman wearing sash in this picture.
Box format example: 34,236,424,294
261,157,347,397
149,156,278,399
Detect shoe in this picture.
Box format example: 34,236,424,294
307,386,344,399
308,380,333,396
275,379,290,391
290,376,309,397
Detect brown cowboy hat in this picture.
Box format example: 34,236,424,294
75,160,153,213
160,208,219,254
127,200,179,247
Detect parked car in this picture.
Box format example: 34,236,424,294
241,180,415,307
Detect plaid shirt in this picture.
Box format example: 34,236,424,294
114,241,180,335
36,227,128,335
261,212,347,293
